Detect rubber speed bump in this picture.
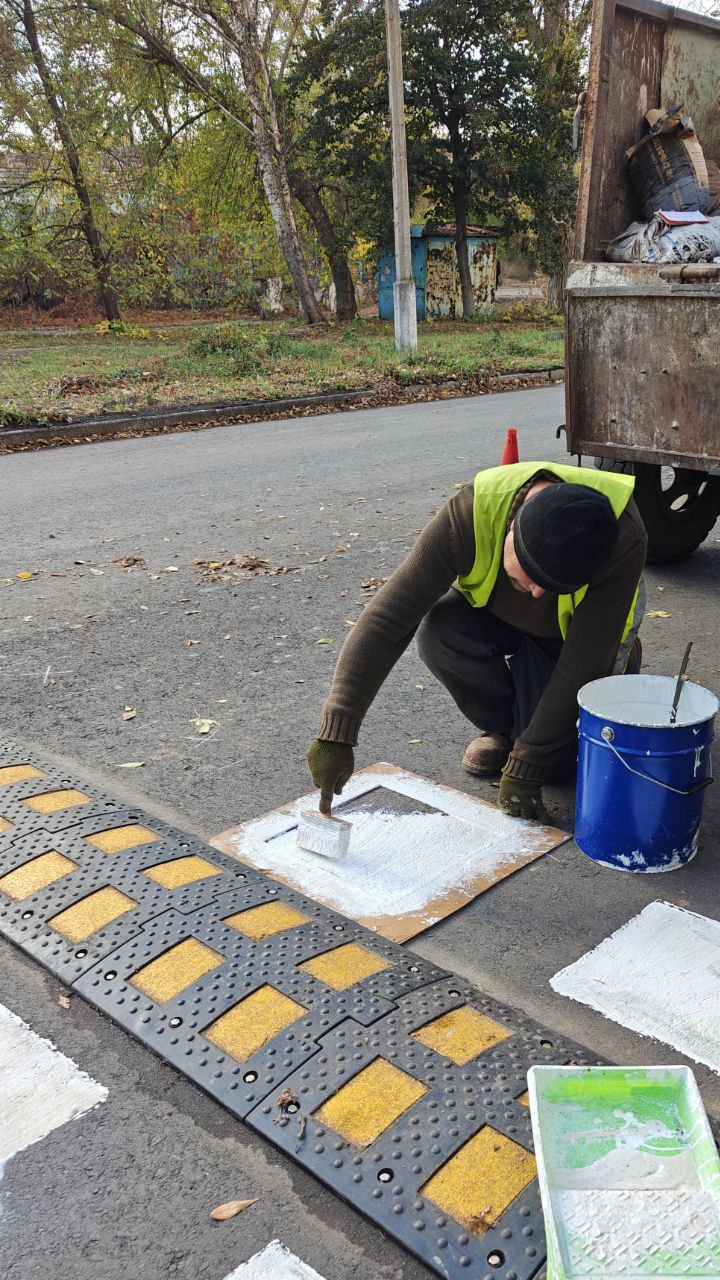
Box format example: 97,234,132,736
0,821,264,983
248,980,601,1278
74,889,446,1118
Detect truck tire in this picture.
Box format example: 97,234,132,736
593,458,719,561
633,464,720,562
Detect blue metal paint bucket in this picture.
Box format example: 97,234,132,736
576,674,718,872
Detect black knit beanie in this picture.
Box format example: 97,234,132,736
513,484,619,593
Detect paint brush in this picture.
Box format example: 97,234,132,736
670,641,693,725
296,790,352,860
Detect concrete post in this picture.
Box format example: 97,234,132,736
384,0,418,354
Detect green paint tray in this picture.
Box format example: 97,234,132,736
528,1065,720,1278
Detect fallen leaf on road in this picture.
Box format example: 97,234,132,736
191,713,216,735
113,555,146,570
58,994,71,1010
117,761,144,768
360,577,388,591
17,571,35,580
161,566,179,573
184,638,200,646
415,683,425,691
408,739,422,744
209,1199,257,1222
343,619,356,627
89,567,104,576
316,638,334,645
215,698,228,704
647,610,671,619
121,707,136,721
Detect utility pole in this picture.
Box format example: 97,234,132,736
384,0,417,353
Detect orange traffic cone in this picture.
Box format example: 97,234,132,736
500,428,519,465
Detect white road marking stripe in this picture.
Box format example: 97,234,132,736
223,1240,328,1279
550,901,720,1071
0,1002,107,1172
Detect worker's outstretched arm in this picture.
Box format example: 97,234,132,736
308,486,475,798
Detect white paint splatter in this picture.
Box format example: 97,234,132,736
229,767,550,922
223,1240,328,1280
0,1002,107,1175
550,902,720,1072
556,1187,720,1272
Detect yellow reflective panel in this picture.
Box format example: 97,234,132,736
0,765,45,785
299,943,391,991
422,1127,536,1233
143,857,220,889
516,1089,529,1107
412,1006,511,1065
85,824,160,853
22,789,90,814
315,1059,427,1147
49,887,137,943
0,817,12,832
204,986,306,1062
131,938,222,1004
0,851,76,901
224,902,309,940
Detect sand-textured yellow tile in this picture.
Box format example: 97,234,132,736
0,816,12,832
204,986,306,1061
0,764,45,786
131,938,222,1003
49,887,137,943
225,901,309,940
22,789,91,815
143,856,221,889
412,1006,511,1065
315,1059,427,1147
299,942,391,991
85,824,161,854
516,1089,529,1107
422,1127,535,1233
0,850,77,901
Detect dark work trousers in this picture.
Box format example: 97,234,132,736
416,588,568,769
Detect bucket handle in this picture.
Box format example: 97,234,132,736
600,728,713,797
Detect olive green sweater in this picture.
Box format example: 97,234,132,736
318,474,647,781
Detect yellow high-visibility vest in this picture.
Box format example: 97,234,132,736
456,461,640,643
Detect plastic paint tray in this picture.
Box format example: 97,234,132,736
528,1065,720,1278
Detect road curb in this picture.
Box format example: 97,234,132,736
0,367,565,450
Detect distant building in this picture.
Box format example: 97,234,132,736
378,224,499,320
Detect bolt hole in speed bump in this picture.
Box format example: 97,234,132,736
0,744,600,1277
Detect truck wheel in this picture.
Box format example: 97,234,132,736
633,464,720,562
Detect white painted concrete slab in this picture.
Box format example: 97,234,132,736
0,1002,107,1172
550,901,720,1072
223,1239,327,1280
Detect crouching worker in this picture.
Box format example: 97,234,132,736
307,461,647,822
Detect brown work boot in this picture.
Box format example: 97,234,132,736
462,732,512,777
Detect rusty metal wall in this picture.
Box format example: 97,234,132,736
425,237,497,319
565,264,720,469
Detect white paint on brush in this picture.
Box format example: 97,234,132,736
551,901,720,1072
0,1002,107,1175
231,767,547,921
223,1240,327,1280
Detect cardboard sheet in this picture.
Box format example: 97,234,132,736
211,764,569,942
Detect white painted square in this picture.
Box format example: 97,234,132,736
223,1240,327,1280
213,764,567,941
0,1002,107,1170
550,901,720,1072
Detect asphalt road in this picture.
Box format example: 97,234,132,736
1,386,719,1280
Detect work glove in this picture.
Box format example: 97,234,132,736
307,739,354,813
497,774,550,823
